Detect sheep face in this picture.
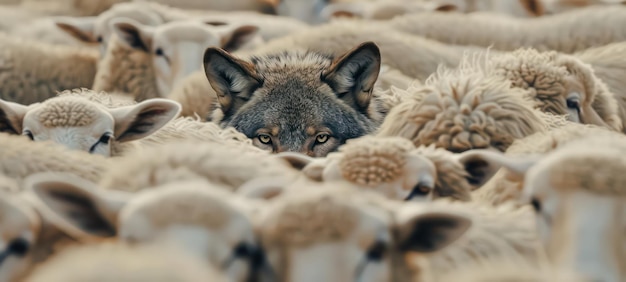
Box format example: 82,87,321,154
3,96,181,157
112,19,260,97
26,174,260,282
255,185,472,282
471,137,626,281
0,193,39,282
491,49,622,132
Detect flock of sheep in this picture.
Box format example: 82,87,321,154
0,0,625,281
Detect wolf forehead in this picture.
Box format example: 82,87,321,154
249,50,335,83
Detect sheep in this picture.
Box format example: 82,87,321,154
0,33,98,105
375,54,568,154
319,0,458,21
239,20,486,82
191,12,310,41
470,123,623,207
25,175,259,282
253,182,544,282
0,134,110,280
0,88,181,157
386,6,626,54
107,17,262,98
573,41,626,125
466,134,626,281
275,136,506,202
0,133,108,184
488,48,623,132
22,0,274,17
24,241,229,282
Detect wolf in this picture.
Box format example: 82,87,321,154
203,41,386,157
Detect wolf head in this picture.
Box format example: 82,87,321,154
203,42,383,157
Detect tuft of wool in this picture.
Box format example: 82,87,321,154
37,97,98,128
377,54,548,153
338,136,415,187
414,144,472,200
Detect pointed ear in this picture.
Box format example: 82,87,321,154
110,18,155,52
0,99,29,134
203,47,262,117
322,42,381,113
25,172,131,242
54,16,97,43
217,24,260,52
395,208,472,253
455,150,541,189
109,99,181,142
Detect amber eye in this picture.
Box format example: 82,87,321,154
258,134,272,145
315,134,329,144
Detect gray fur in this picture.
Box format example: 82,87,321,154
204,42,384,157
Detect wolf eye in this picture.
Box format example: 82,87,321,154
315,134,330,144
258,134,272,145
22,130,34,141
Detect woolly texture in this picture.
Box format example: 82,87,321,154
414,145,472,200
121,182,234,231
418,200,543,281
0,33,97,105
140,117,252,148
438,260,585,282
56,88,136,108
38,98,97,128
387,6,626,54
0,133,107,185
100,140,296,193
574,42,626,131
241,20,486,82
475,123,623,206
338,136,415,187
490,48,622,132
376,55,549,153
25,242,227,282
168,71,216,120
93,35,159,102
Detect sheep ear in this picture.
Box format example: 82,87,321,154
322,42,381,113
0,99,29,134
395,209,472,253
216,24,260,52
203,47,262,117
110,99,181,143
520,0,544,16
54,16,97,43
111,18,155,52
455,150,541,189
25,172,131,242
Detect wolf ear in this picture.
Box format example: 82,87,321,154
109,99,182,142
322,42,381,113
110,18,155,52
203,47,262,117
0,99,29,134
54,16,98,43
25,172,131,242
